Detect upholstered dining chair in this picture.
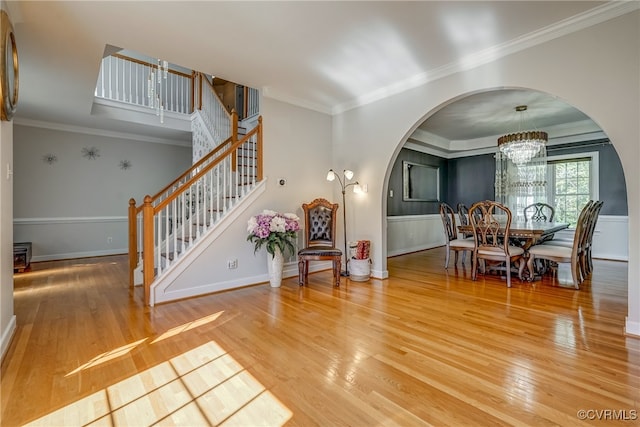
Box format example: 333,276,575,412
524,202,555,222
528,200,594,289
298,198,342,287
469,200,525,287
541,200,602,281
439,203,475,268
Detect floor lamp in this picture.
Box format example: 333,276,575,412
327,169,358,276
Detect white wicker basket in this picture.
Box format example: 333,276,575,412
349,258,371,281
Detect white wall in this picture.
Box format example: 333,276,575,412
332,12,639,335
0,118,15,361
153,98,336,303
13,125,191,260
0,0,16,363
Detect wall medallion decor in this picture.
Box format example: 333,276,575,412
81,146,100,160
42,154,58,165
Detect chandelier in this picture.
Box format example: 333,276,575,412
497,105,547,166
148,59,168,123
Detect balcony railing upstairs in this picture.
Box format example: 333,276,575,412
95,55,259,136
95,54,195,118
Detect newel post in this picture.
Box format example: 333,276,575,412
128,198,137,288
257,116,263,182
142,195,154,306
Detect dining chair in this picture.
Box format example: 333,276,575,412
524,202,555,222
297,198,342,287
439,203,474,268
528,200,593,288
542,200,594,279
469,200,525,287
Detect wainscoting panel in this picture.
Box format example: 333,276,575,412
13,216,128,261
387,214,445,257
387,215,628,261
553,215,628,261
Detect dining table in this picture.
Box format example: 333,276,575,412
458,220,570,279
458,220,570,250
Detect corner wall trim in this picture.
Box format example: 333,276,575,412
1,315,16,363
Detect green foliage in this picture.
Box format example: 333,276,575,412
247,231,297,259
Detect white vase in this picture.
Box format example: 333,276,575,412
267,247,284,287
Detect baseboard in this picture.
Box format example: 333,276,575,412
154,261,331,305
31,249,127,262
1,315,16,363
625,318,640,338
387,243,441,258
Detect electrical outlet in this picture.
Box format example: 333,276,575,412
227,259,238,269
107,237,113,244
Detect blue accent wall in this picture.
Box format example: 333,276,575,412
387,142,627,216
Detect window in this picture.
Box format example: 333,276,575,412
547,152,599,226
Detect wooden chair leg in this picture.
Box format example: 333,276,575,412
298,258,304,285
571,259,581,289
472,254,478,281
506,258,512,287
303,260,309,283
444,244,451,268
334,258,341,287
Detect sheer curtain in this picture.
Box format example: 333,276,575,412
495,146,548,222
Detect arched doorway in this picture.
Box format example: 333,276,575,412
383,87,628,278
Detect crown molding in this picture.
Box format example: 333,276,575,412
332,1,639,116
261,86,332,115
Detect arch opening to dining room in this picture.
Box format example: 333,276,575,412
382,85,628,287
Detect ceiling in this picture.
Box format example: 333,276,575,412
5,1,635,148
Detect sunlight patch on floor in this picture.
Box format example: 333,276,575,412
151,311,224,344
66,338,148,376
26,341,292,426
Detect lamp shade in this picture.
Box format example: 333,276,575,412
326,170,336,181
344,170,354,180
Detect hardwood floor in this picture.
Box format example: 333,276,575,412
1,249,638,426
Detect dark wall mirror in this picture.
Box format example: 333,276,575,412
403,161,440,201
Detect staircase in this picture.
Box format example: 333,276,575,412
103,56,263,306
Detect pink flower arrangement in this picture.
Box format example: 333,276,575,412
247,210,300,258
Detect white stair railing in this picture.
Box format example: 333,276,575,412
130,117,263,305
195,73,232,145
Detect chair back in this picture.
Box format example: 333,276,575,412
439,203,458,242
524,202,555,222
585,200,603,243
302,198,338,248
457,203,469,227
469,200,512,254
573,200,595,254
